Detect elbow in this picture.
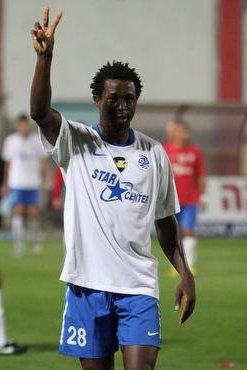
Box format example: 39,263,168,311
30,110,38,123
30,99,50,124
30,108,42,123
30,107,48,126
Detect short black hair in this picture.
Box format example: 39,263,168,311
16,113,29,122
90,61,143,99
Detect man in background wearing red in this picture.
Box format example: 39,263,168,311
163,120,206,275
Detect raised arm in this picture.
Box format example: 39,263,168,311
155,215,196,324
30,7,63,146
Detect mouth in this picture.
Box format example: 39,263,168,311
116,113,128,121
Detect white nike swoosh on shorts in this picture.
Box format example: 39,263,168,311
147,331,159,336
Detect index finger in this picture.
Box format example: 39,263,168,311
50,10,63,34
43,6,49,28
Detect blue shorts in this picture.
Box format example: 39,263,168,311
176,204,198,230
59,285,161,358
10,189,40,207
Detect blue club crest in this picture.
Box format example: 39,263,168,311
138,155,150,170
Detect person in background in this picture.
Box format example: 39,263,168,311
163,120,206,275
164,120,176,150
0,273,27,355
52,167,64,211
1,114,50,256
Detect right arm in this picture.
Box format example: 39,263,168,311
30,7,63,146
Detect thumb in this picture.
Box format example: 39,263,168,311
175,286,182,311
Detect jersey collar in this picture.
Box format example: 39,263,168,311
91,124,135,147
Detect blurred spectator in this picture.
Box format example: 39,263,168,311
0,114,50,255
0,273,27,355
163,120,206,275
164,120,176,148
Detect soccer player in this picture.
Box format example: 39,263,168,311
30,7,196,370
1,114,49,255
163,121,206,275
0,273,27,355
164,120,176,149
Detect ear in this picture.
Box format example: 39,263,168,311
93,95,102,108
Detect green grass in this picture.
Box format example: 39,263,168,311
0,238,246,370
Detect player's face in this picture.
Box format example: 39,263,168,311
165,121,176,142
174,125,190,145
17,120,31,137
95,79,137,132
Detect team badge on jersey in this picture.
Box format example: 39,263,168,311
113,157,128,172
137,155,150,170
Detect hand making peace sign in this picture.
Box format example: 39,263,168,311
31,7,63,56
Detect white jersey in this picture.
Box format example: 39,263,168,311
40,115,180,298
2,132,46,189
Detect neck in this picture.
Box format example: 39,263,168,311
174,141,189,148
99,121,130,145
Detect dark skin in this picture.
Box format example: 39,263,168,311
94,79,137,144
30,7,195,370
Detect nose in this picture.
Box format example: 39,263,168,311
116,98,127,110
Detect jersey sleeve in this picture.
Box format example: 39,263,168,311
39,115,73,168
155,145,180,220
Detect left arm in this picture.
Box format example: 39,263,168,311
198,175,207,209
198,175,206,195
155,215,196,324
195,147,207,207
